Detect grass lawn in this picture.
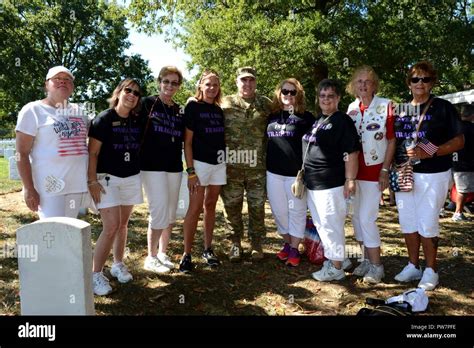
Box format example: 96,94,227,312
0,189,472,316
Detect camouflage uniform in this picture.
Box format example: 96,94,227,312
220,93,272,246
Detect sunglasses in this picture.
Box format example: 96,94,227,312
124,87,140,97
410,77,432,84
162,79,180,87
281,89,297,96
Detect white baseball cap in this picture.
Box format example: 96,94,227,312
387,288,429,312
46,66,75,81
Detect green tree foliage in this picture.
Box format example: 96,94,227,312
0,0,153,133
127,0,473,111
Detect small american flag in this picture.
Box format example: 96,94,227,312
418,138,439,157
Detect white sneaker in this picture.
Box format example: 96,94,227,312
353,259,371,277
452,212,469,222
363,263,385,284
93,272,112,296
144,256,170,274
157,253,175,269
110,262,133,283
418,267,439,291
312,261,345,281
342,258,352,270
394,262,422,282
324,258,352,271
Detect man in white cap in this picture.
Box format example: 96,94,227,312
15,65,90,219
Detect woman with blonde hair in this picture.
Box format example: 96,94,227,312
266,78,314,267
345,65,396,283
179,69,226,273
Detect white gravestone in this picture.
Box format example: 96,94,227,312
8,156,20,180
4,148,15,159
17,217,95,315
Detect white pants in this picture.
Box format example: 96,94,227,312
307,186,346,261
266,171,307,239
38,192,90,219
352,180,382,248
142,171,182,230
396,170,451,238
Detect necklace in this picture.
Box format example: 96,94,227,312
114,108,133,150
279,110,290,131
157,95,176,142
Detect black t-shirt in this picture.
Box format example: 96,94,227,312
453,121,474,172
184,101,226,165
394,96,464,173
266,110,314,176
88,108,142,178
140,96,185,172
303,111,361,190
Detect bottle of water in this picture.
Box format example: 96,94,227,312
346,195,354,217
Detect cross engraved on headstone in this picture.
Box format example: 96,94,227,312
43,232,55,248
17,217,95,315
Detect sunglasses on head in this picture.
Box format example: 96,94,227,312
410,77,432,84
161,79,180,87
123,87,140,97
281,89,297,96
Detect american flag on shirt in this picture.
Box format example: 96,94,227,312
57,116,88,157
417,138,439,157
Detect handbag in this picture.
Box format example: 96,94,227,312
291,168,305,199
303,216,325,265
389,161,413,192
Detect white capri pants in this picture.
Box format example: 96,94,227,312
395,170,451,238
352,180,382,248
307,185,346,261
266,171,307,239
142,171,182,230
38,192,91,219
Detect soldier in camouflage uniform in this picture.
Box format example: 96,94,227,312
220,67,272,261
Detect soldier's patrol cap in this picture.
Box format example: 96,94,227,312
236,66,256,79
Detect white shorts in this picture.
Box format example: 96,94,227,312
38,192,93,219
395,170,451,238
453,171,474,193
194,160,226,186
307,185,346,261
266,171,307,239
352,180,382,248
96,173,143,209
142,171,182,229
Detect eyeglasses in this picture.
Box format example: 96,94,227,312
357,79,373,85
123,87,140,97
281,89,297,96
49,77,73,83
410,77,432,84
319,94,337,99
161,79,180,87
